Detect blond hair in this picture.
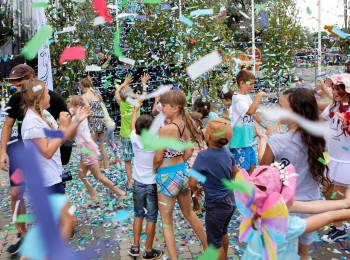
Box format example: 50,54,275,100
80,76,102,102
21,79,55,130
67,95,85,108
160,90,202,143
119,85,133,101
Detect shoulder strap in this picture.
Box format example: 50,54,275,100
171,122,185,137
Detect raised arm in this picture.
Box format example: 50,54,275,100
246,92,268,116
152,96,160,116
114,74,134,105
254,126,274,165
290,197,350,214
131,103,142,132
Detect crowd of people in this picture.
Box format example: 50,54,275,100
1,64,350,260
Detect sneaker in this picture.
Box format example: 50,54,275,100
321,226,348,243
128,245,140,257
6,233,23,254
143,249,163,259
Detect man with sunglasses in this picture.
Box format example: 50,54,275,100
0,64,71,255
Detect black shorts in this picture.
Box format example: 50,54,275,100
7,140,25,187
45,182,65,195
205,193,236,248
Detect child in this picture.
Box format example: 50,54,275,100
320,73,350,243
236,163,350,260
230,69,270,175
67,95,127,208
20,79,80,243
256,88,331,259
153,90,208,260
115,74,148,188
127,103,163,259
219,89,234,120
189,118,239,260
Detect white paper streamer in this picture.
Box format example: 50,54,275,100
68,205,76,216
239,10,251,19
116,13,138,19
107,4,120,10
151,54,159,61
149,112,166,134
125,97,140,107
260,107,331,138
12,200,20,224
126,85,171,100
33,84,43,92
63,26,76,32
85,65,102,71
93,16,106,26
119,57,136,66
186,51,222,80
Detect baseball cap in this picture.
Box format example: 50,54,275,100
206,118,233,146
4,64,35,80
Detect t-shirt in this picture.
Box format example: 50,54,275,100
209,112,219,120
7,90,68,140
120,101,140,139
130,130,156,184
267,132,320,201
101,103,115,128
191,147,235,202
242,216,306,260
321,103,350,163
229,93,255,148
21,109,62,187
73,117,94,145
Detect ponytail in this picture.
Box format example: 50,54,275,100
182,107,203,143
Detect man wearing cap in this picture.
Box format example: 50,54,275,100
0,64,71,255
189,118,239,260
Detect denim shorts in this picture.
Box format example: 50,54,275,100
205,193,236,248
156,163,190,197
230,146,257,170
133,180,158,223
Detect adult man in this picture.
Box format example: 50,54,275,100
0,64,71,254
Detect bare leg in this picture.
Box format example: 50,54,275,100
89,163,124,197
217,247,225,260
10,186,26,237
78,161,97,199
192,190,201,213
59,202,76,242
125,160,132,188
98,133,109,170
133,217,143,246
177,191,207,250
222,234,229,259
247,164,256,175
158,193,177,260
145,221,157,252
298,243,310,260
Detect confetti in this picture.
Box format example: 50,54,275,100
186,51,222,80
222,178,253,194
58,46,86,65
144,0,162,4
190,9,214,16
306,7,312,15
109,210,133,222
323,152,330,164
179,16,194,27
114,28,124,58
10,169,25,185
119,57,136,66
332,27,348,39
16,214,36,223
93,0,113,24
198,245,219,260
213,124,228,137
21,25,54,60
30,2,50,8
188,168,207,183
125,97,140,107
260,12,268,27
43,129,64,139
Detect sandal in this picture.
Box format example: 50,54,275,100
82,198,100,208
116,191,128,209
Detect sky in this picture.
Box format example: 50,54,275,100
296,0,345,31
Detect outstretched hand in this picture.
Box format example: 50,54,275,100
75,105,91,122
123,74,134,86
194,186,204,200
254,125,267,139
141,73,150,85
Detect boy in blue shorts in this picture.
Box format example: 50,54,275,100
189,118,239,260
128,103,163,259
230,70,270,174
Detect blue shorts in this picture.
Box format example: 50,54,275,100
133,180,158,223
8,140,26,187
121,137,133,161
156,163,190,197
45,182,65,195
230,146,257,170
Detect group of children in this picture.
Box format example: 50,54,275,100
14,68,350,260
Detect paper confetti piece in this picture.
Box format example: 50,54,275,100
144,0,162,4
306,7,312,15
186,51,222,80
179,16,193,26
109,210,132,222
16,214,36,223
85,65,102,71
332,27,348,39
188,169,207,183
140,129,193,152
318,157,326,165
125,97,140,107
10,169,25,185
114,28,124,58
118,0,128,7
58,46,86,65
331,192,337,199
81,148,95,156
149,112,166,134
30,2,49,8
7,226,16,231
21,25,53,60
68,205,76,216
33,84,43,92
93,0,113,24
12,200,20,223
222,178,252,194
93,16,106,26
254,4,265,9
108,201,113,211
260,12,268,27
198,245,219,260
119,57,136,66
323,152,330,164
239,10,251,19
190,9,214,16
188,37,197,43
127,85,171,100
43,129,64,139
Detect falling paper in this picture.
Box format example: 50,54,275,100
58,46,86,65
109,210,132,222
198,245,220,260
85,65,102,71
114,28,124,58
239,10,251,19
126,85,171,100
30,2,49,8
332,27,348,39
119,57,136,66
33,84,43,92
186,51,222,80
125,97,140,107
188,169,207,183
306,7,312,15
260,12,268,27
149,112,166,134
21,25,54,60
93,16,106,26
190,9,214,16
179,16,193,26
93,0,113,24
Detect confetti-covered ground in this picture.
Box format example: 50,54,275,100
0,143,350,260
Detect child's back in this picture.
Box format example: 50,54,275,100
120,100,140,139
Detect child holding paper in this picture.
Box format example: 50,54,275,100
128,102,163,259
115,74,148,188
229,69,270,174
189,118,239,260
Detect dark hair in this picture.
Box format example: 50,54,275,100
218,89,234,100
236,69,255,87
193,98,210,119
282,88,330,187
135,115,153,135
329,83,350,113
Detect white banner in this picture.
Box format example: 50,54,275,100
37,7,54,90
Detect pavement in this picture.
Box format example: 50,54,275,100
1,145,350,260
